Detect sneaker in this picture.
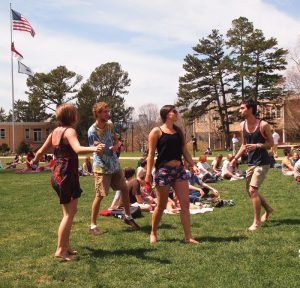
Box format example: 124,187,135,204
89,227,103,236
122,215,140,229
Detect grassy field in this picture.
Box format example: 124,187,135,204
0,159,299,288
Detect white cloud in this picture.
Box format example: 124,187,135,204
1,0,300,116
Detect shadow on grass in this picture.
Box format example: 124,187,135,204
83,247,171,264
123,224,175,234
264,218,300,227
199,235,248,243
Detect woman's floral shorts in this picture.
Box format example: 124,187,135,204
154,165,189,187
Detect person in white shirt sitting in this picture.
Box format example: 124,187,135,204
221,154,244,181
196,154,218,182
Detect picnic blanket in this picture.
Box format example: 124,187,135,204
16,167,45,173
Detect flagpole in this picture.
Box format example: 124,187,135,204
10,2,15,153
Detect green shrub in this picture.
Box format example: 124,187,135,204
17,141,30,154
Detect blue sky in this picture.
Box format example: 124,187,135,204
0,0,300,117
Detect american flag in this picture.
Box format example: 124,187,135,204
11,9,35,37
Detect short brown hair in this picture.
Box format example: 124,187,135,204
227,154,233,161
56,104,78,126
199,154,207,163
124,167,135,179
92,102,109,119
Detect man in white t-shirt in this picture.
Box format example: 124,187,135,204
271,129,280,158
232,133,239,156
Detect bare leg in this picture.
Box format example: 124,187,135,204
120,186,131,216
55,199,78,260
91,195,103,227
151,186,170,244
109,190,121,209
260,194,273,222
174,181,199,243
248,186,261,231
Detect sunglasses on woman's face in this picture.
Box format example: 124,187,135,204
97,109,109,115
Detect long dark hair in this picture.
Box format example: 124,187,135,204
160,105,184,145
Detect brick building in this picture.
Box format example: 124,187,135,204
192,95,300,149
0,121,52,152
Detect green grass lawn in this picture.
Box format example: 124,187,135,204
0,160,299,288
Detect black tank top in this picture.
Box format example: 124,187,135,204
155,128,183,169
243,120,270,166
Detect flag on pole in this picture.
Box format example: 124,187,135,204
11,9,36,37
18,61,34,76
11,42,23,59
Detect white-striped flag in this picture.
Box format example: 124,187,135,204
11,9,35,37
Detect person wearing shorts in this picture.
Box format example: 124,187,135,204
88,102,139,235
146,104,200,244
231,98,274,231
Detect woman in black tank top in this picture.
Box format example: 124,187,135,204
146,105,200,244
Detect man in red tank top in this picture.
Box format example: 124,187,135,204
230,98,274,231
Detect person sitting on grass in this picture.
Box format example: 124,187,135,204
137,169,156,207
268,151,282,169
186,164,219,204
6,154,21,169
291,151,299,166
121,167,152,211
281,148,294,176
82,156,93,176
211,154,223,176
196,154,218,182
294,158,300,183
136,158,147,179
221,154,244,181
25,151,35,169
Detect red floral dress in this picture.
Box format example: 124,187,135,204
51,128,82,204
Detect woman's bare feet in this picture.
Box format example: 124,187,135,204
67,248,78,255
184,238,199,244
150,233,157,244
248,223,261,231
261,208,273,223
55,252,75,261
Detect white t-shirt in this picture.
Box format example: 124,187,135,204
196,161,211,178
272,132,280,145
221,159,233,176
232,137,239,144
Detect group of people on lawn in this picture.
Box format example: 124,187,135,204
26,97,280,261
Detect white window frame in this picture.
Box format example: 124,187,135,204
0,129,5,139
25,128,30,140
33,128,42,142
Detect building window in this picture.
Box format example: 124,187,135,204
0,129,5,139
276,107,281,118
25,128,30,139
45,128,50,137
33,128,42,142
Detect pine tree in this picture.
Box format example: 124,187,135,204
76,62,133,143
177,30,234,147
